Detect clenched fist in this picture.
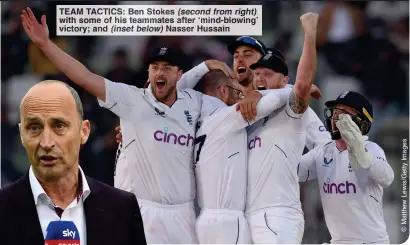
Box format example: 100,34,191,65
300,12,319,37
236,90,262,121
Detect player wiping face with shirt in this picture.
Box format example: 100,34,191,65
298,91,394,244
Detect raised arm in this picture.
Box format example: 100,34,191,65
289,12,319,115
177,62,210,89
21,8,106,101
177,60,236,89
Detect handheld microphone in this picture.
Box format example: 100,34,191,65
44,220,80,245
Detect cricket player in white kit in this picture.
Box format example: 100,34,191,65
21,9,238,242
245,13,328,244
177,69,293,243
298,91,394,244
98,54,240,244
227,35,329,151
98,48,203,244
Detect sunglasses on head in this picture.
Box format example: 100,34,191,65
236,36,265,55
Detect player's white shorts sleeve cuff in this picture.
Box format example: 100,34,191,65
285,99,304,119
97,78,116,108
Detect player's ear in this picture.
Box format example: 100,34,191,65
221,85,229,98
281,76,289,87
18,123,25,147
177,69,183,80
80,120,90,145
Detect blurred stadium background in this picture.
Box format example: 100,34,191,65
1,0,408,243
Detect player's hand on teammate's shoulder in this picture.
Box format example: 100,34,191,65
236,90,262,122
115,125,122,144
204,60,236,79
300,12,319,37
21,7,49,47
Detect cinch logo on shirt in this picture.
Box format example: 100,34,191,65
323,181,357,194
248,136,262,149
154,129,194,146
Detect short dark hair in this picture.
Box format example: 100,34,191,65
195,70,232,93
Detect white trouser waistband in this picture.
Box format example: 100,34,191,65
200,208,245,217
138,198,193,210
246,206,303,217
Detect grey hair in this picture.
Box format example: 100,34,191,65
65,83,84,120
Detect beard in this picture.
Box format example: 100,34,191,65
238,70,253,87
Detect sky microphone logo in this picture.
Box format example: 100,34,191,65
323,181,357,194
153,128,194,146
248,136,262,149
45,220,80,245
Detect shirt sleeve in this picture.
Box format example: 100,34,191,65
177,62,210,89
298,146,319,182
97,78,142,120
254,86,292,119
364,142,395,188
305,107,332,150
214,87,292,132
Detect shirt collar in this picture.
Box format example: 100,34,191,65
29,165,91,206
146,83,187,102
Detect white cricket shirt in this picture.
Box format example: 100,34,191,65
98,72,208,204
246,96,331,215
194,88,292,211
298,138,394,243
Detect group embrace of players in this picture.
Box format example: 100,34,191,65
22,7,395,244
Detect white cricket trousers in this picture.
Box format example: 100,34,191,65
196,208,251,244
138,199,198,244
246,208,304,244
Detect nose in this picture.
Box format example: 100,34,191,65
39,127,55,150
157,69,165,76
236,55,245,64
155,67,167,76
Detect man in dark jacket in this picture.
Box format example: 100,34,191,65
0,80,146,245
